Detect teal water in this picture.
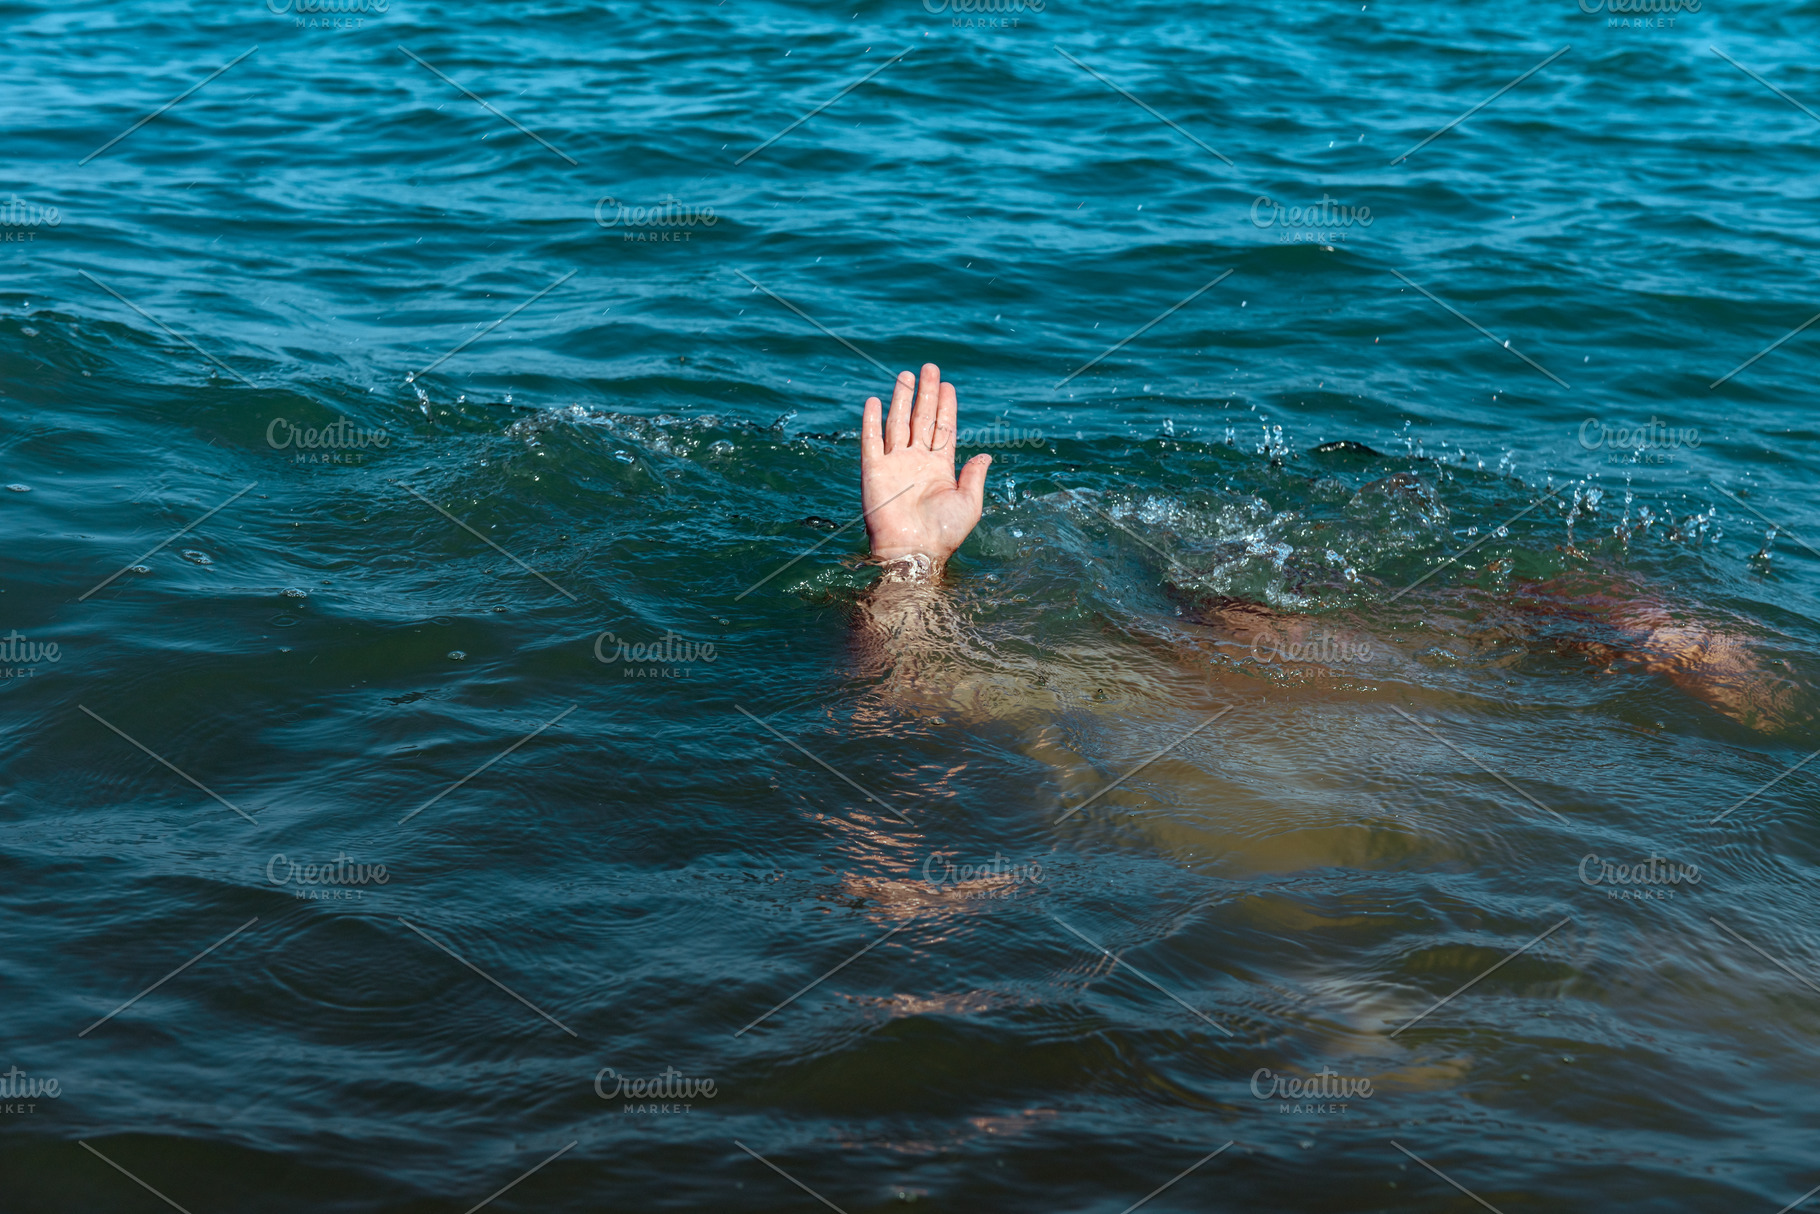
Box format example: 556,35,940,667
3,2,1819,1211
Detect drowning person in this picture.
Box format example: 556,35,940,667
852,364,1800,733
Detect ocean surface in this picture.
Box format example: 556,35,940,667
3,1,1819,1211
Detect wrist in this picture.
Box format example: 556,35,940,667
869,533,954,564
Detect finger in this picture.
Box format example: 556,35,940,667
885,370,914,453
911,362,940,449
957,453,992,515
932,380,958,464
861,396,884,466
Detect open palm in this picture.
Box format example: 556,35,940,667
861,363,992,565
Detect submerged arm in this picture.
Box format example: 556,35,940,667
853,362,994,692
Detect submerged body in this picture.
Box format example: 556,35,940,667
853,364,1801,736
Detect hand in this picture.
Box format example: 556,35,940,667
861,363,992,566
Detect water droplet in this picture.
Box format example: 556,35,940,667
181,549,213,565
5,483,30,493
280,587,308,599
447,650,467,661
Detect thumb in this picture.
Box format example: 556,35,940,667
958,453,991,512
